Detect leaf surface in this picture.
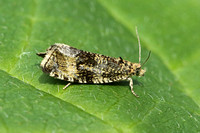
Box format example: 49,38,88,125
0,0,199,132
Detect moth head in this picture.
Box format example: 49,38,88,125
132,51,151,77
135,64,145,77
130,64,145,77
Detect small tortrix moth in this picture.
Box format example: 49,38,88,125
37,27,151,97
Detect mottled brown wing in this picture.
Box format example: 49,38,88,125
40,43,131,84
75,51,130,83
40,44,80,82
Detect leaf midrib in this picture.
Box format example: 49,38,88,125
1,69,121,132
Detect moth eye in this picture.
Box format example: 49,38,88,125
136,70,139,75
136,68,141,76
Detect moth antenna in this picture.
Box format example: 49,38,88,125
141,51,151,67
135,26,141,64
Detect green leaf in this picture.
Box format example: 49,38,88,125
0,70,117,133
0,0,199,132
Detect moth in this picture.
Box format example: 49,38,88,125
37,28,150,97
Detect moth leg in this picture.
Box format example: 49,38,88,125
127,77,139,97
63,83,71,90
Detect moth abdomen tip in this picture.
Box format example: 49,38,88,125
36,52,46,58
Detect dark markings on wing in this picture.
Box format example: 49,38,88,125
75,51,97,83
74,50,130,83
76,51,97,67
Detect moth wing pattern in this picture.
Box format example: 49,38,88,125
40,43,132,84
40,44,78,81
